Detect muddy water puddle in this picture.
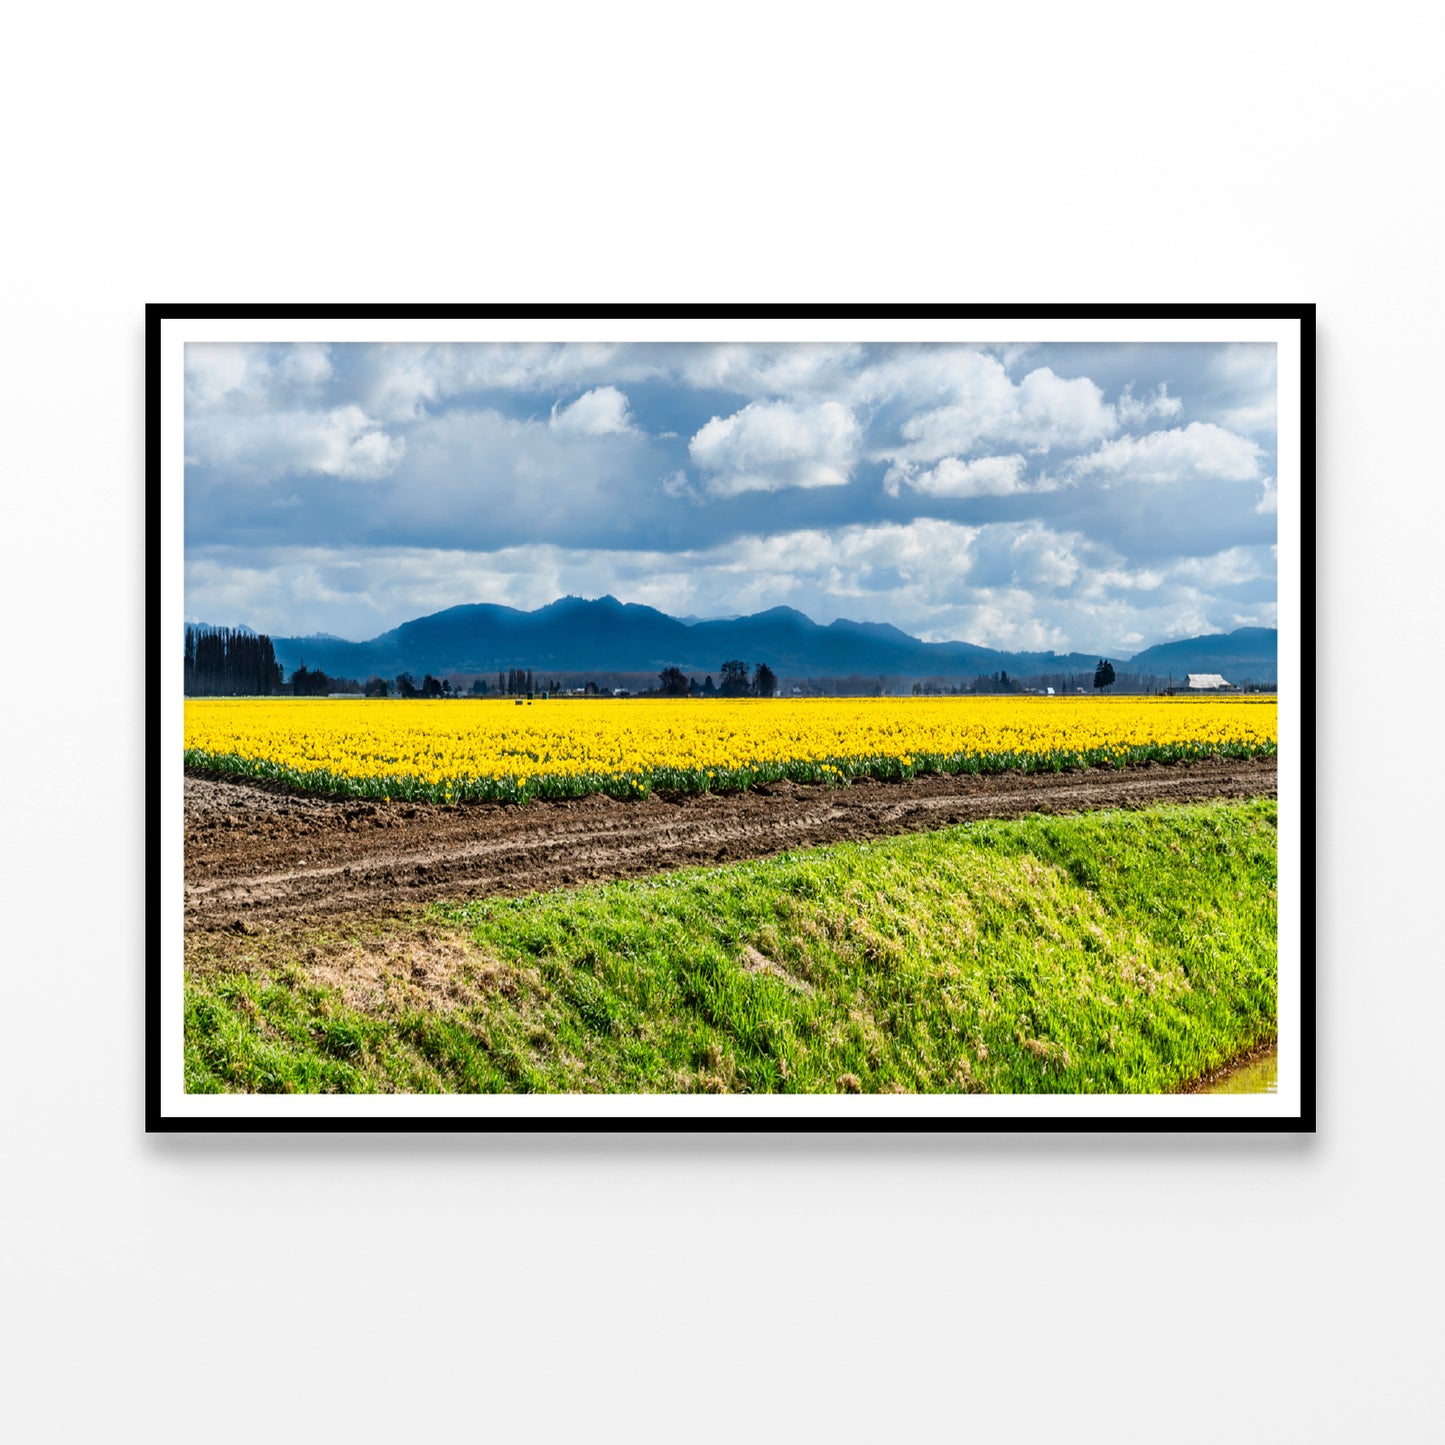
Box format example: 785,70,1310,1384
1201,1045,1278,1094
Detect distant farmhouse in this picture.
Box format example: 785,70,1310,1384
1185,673,1234,691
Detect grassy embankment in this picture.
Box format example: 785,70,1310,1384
185,798,1277,1094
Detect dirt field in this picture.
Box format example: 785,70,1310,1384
185,756,1277,933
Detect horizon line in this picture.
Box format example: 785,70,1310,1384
184,594,1278,662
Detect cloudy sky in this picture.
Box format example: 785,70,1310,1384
184,340,1277,655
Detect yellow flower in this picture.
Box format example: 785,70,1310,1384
185,695,1276,796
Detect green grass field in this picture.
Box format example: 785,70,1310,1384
185,797,1277,1094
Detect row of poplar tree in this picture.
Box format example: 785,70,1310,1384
183,626,284,696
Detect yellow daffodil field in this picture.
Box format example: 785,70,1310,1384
184,695,1277,804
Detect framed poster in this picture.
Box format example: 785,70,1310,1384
149,304,1313,1130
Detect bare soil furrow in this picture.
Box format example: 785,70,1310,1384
184,756,1276,932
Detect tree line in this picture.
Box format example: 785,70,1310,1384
497,667,564,696
184,626,284,696
657,660,777,698
271,669,557,699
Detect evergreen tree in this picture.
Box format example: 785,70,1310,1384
183,624,283,696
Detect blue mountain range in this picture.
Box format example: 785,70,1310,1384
255,596,1277,684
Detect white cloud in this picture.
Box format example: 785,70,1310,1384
927,595,1072,652
1015,368,1117,450
1080,566,1165,596
1167,544,1275,588
689,400,861,494
994,527,1081,591
361,347,446,421
360,343,642,421
186,343,333,408
1117,382,1183,427
286,406,406,480
675,343,862,397
1219,399,1278,436
382,404,657,543
849,346,1010,410
1206,343,1277,435
549,385,637,437
185,343,273,406
186,403,405,481
275,343,333,388
883,454,1034,498
1212,344,1276,390
963,523,1092,594
884,363,1117,462
361,341,859,413
329,419,406,479
1068,421,1264,485
731,518,979,582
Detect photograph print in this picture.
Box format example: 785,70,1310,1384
151,305,1312,1129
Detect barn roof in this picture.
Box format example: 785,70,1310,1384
1185,673,1230,689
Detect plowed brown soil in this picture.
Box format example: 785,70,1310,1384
185,756,1276,934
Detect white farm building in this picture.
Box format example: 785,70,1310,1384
1185,673,1232,690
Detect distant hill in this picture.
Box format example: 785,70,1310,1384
257,596,1276,686
1127,627,1277,684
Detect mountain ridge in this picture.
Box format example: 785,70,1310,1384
250,598,1278,685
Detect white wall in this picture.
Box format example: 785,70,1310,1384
3,4,1437,1439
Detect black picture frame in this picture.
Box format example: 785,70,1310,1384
149,302,1314,1132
